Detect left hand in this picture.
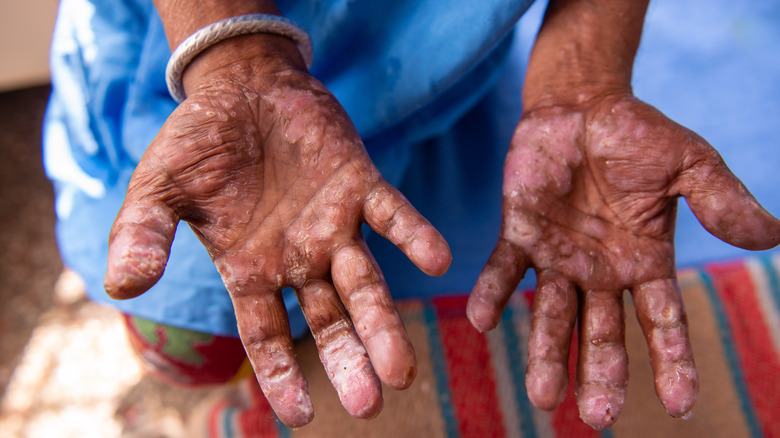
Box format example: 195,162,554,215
467,92,780,429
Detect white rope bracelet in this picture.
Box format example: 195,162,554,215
165,14,314,103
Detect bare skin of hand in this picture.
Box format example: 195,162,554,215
468,92,780,429
103,35,451,427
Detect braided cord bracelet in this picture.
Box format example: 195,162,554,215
165,14,314,103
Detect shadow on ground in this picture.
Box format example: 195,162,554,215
0,86,214,438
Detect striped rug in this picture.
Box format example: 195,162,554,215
235,253,780,438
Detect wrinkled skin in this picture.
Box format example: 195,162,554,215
467,93,780,429
103,10,780,431
104,64,452,427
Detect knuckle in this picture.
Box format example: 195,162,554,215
242,330,289,358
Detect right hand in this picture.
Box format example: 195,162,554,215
104,34,452,427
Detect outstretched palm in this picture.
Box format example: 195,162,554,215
105,69,451,427
468,94,780,429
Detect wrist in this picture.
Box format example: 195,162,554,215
522,52,633,111
154,1,311,100
182,32,307,98
521,0,648,110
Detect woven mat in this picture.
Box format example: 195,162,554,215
247,254,780,438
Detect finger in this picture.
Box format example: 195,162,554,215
632,278,698,418
104,172,179,300
331,243,416,390
363,180,452,277
577,289,628,430
676,141,780,250
231,288,314,428
467,239,530,332
525,270,578,411
296,279,383,418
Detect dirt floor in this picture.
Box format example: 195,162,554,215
0,86,218,438
0,86,60,397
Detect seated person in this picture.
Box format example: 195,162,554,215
45,0,780,432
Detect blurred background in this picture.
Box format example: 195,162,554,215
0,0,778,437
0,1,213,437
0,0,57,92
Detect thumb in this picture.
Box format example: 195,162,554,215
676,143,780,250
104,173,179,300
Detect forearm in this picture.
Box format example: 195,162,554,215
153,0,281,48
523,0,650,110
152,0,305,98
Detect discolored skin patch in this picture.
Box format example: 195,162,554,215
467,0,780,429
468,93,780,429
104,34,451,427
104,0,780,431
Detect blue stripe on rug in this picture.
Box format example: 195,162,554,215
221,405,236,437
424,304,459,438
759,255,780,315
699,269,762,438
276,419,291,438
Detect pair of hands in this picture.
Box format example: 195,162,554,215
104,32,779,430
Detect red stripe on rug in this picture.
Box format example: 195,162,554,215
551,334,599,438
433,296,506,438
707,261,780,438
239,378,279,438
208,399,231,438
